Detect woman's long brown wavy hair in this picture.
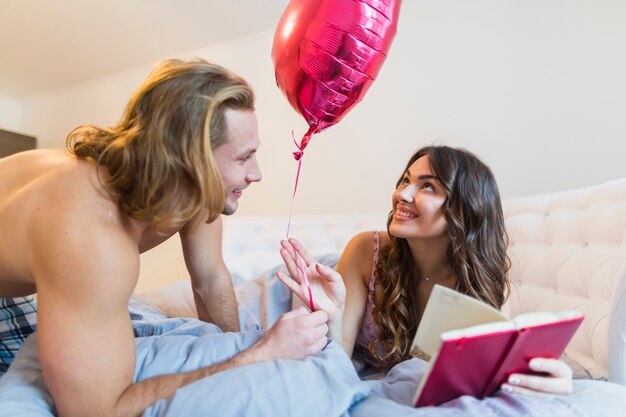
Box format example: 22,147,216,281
66,58,255,231
370,145,511,368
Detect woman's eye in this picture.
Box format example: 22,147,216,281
396,178,409,189
422,182,434,191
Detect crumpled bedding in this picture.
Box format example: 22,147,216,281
352,358,626,417
0,298,369,417
1,279,625,417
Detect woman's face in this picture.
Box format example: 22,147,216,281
389,155,448,240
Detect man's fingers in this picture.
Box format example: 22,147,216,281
280,307,328,325
310,322,329,339
299,309,329,327
310,309,329,324
308,336,329,355
280,306,309,320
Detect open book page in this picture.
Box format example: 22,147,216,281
512,310,582,328
439,320,517,340
409,284,507,360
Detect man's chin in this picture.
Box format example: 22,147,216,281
221,203,237,216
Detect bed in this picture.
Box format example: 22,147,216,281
1,178,625,416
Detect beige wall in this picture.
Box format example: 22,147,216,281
9,0,626,291
0,96,22,132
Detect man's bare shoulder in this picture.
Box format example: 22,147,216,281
1,149,117,214
0,149,137,296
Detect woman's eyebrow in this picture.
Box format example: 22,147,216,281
405,169,438,181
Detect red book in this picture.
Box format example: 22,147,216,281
410,285,584,408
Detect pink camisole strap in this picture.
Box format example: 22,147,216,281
352,231,382,367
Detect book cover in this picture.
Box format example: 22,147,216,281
411,285,584,407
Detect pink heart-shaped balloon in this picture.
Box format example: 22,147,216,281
272,0,402,150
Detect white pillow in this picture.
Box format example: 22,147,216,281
139,279,197,318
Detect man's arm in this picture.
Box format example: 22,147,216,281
180,215,239,331
33,214,329,417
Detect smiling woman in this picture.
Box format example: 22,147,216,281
277,144,575,397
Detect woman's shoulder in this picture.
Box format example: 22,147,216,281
346,230,385,250
341,231,388,278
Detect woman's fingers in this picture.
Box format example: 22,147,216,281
501,382,556,398
276,270,311,306
280,239,297,259
279,246,300,280
502,358,573,396
315,263,341,284
287,238,316,266
530,358,573,379
276,270,300,292
502,374,572,396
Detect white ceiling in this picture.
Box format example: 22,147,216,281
0,0,289,99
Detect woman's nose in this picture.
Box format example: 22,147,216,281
398,185,416,202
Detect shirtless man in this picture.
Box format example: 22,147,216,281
0,58,329,417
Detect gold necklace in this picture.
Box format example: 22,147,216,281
423,269,453,281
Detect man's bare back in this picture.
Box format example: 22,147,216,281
0,149,175,298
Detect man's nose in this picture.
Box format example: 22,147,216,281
247,160,262,183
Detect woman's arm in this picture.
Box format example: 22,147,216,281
335,232,375,357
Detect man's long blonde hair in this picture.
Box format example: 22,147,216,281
67,58,255,230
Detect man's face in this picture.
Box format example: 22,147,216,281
212,109,262,215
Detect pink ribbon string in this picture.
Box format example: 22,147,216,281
285,124,317,239
286,123,319,312
297,256,316,312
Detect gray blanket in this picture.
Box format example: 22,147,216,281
0,298,368,417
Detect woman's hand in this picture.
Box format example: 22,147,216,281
277,238,346,321
501,358,573,396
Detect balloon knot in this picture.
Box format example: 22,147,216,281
293,151,304,161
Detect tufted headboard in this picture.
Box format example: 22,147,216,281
504,177,626,384
221,212,387,282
